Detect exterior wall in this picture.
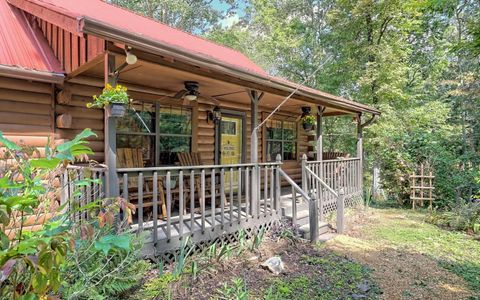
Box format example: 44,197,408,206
0,74,307,183
56,82,105,161
0,76,54,159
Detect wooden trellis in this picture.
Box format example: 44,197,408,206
410,163,435,209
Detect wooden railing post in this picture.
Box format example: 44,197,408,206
275,154,282,215
301,154,308,194
336,189,345,234
309,195,319,243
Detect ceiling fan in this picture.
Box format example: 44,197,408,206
173,81,200,102
172,81,219,105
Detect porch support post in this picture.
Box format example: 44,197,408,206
104,52,119,198
249,90,261,164
356,113,363,193
316,106,324,162
249,90,263,217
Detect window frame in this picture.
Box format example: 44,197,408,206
116,101,193,166
263,115,298,162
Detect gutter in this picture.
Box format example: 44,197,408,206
0,65,64,84
79,17,380,116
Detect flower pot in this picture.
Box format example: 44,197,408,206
302,123,313,131
107,103,126,117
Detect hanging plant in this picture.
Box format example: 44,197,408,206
301,115,316,131
87,84,131,117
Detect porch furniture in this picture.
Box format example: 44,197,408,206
117,148,167,219
177,152,224,209
322,152,349,160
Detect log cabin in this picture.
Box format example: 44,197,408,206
0,0,380,258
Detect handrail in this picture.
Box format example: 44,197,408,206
117,161,281,173
304,166,338,197
67,164,107,172
278,168,311,202
278,168,320,243
306,157,360,164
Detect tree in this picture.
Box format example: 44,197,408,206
108,0,237,34
209,0,480,205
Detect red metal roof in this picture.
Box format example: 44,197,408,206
0,0,62,74
5,0,379,114
10,0,268,76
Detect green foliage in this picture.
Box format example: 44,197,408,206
131,273,176,300
301,115,316,125
264,253,379,300
87,84,130,109
425,202,480,233
60,226,150,300
250,227,265,251
208,0,480,207
0,129,95,299
214,278,249,300
110,0,237,34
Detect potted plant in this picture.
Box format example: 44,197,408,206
87,84,130,117
301,114,316,131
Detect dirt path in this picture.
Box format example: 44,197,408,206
325,208,475,300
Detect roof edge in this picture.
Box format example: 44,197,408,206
0,64,64,84
8,0,83,35
81,18,379,115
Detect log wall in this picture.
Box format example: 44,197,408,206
0,76,54,160
0,74,307,181
55,82,105,162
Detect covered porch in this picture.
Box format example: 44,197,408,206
58,41,377,256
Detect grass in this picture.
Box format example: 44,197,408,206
329,208,480,298
367,209,480,294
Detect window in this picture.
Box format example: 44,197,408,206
158,107,192,165
221,120,237,135
116,101,156,167
266,119,297,161
116,101,192,166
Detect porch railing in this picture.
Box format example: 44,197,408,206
301,155,362,234
60,165,107,222
117,161,282,253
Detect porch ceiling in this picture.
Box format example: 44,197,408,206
80,54,354,116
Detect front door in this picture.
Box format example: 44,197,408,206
218,114,244,190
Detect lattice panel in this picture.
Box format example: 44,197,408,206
155,219,279,264
321,192,363,218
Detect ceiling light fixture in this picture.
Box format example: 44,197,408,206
125,49,137,65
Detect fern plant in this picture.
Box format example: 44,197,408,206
60,228,150,299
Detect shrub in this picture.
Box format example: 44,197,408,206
426,202,480,233
0,129,95,298
60,226,150,300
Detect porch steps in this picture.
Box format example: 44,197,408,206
280,192,330,239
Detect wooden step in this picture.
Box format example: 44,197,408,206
298,222,330,239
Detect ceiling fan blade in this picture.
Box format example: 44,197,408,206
173,90,187,99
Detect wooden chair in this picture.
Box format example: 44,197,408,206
117,148,167,219
177,152,223,209
322,151,349,160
